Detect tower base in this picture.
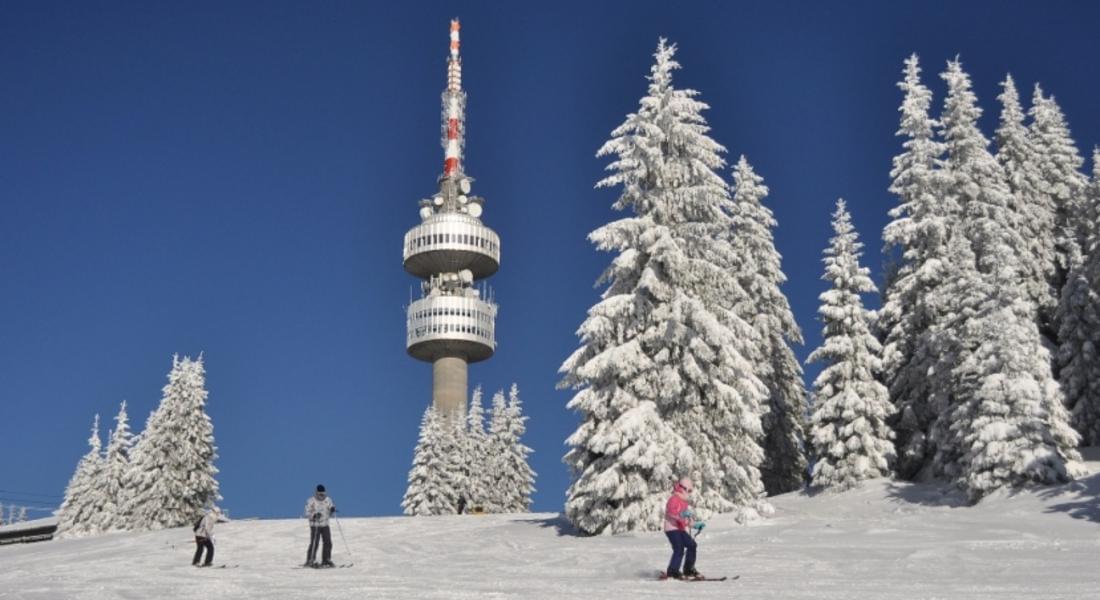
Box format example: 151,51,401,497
432,355,468,416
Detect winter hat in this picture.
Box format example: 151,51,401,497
316,484,326,493
673,477,694,493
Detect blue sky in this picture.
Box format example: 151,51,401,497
2,1,1099,518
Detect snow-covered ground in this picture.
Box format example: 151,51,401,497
3,457,1098,599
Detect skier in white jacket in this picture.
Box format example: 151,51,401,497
304,484,337,567
192,507,219,567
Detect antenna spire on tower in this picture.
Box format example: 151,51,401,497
442,18,464,179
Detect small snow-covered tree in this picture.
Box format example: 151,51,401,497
994,74,1058,329
97,400,135,531
808,200,895,491
403,405,462,516
17,506,27,523
56,415,106,538
487,384,536,513
562,39,768,533
729,156,808,495
1030,86,1089,291
879,54,954,478
462,386,493,510
124,355,220,530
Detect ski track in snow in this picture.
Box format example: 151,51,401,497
2,459,1099,599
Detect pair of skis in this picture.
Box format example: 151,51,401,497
658,571,736,582
296,563,354,569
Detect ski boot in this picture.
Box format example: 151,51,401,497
683,567,704,581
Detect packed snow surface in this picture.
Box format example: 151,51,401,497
3,458,1099,599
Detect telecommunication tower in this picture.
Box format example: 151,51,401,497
403,19,500,415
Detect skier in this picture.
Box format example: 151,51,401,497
192,506,219,567
663,478,705,580
304,484,337,568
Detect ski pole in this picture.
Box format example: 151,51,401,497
333,514,354,564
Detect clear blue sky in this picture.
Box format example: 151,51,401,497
3,1,1099,519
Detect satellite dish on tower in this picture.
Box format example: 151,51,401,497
468,203,482,218
459,269,473,283
459,179,471,194
419,207,433,220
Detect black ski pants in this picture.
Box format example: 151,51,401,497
307,525,332,564
193,536,214,566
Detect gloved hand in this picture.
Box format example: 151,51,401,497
311,513,321,523
680,510,694,519
329,507,336,515
692,521,706,532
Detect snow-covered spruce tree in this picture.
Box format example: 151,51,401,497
938,265,1084,500
994,75,1058,329
489,384,536,512
403,405,465,516
18,506,27,523
1030,86,1090,291
462,386,493,510
96,400,135,531
124,355,220,530
561,39,768,533
1057,153,1100,444
879,54,953,479
807,200,895,491
939,60,1027,284
729,156,808,495
56,415,106,538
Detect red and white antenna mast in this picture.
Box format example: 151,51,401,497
442,18,465,179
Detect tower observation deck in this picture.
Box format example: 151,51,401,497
404,19,499,415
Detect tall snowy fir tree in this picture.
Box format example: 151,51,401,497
729,155,808,495
879,54,953,479
96,400,135,531
1057,151,1100,445
994,74,1058,330
462,386,493,510
123,355,220,530
561,39,768,534
1029,86,1090,293
403,405,462,516
807,200,895,491
924,61,1084,497
486,385,536,513
56,415,106,538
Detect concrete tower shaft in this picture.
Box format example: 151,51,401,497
404,19,500,417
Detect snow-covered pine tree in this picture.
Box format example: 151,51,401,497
939,262,1084,500
994,74,1058,330
807,200,895,491
730,155,808,495
1057,151,1100,444
1029,86,1090,293
0,503,5,525
17,506,27,523
123,355,220,530
561,39,769,533
491,384,536,512
402,405,462,516
939,60,1027,282
879,54,954,479
96,400,135,531
1056,243,1100,445
462,386,492,510
56,415,106,538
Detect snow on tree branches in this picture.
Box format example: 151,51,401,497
562,39,768,534
808,200,895,491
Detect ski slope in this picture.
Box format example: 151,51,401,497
2,457,1098,599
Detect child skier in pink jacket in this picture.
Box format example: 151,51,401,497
663,477,704,580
